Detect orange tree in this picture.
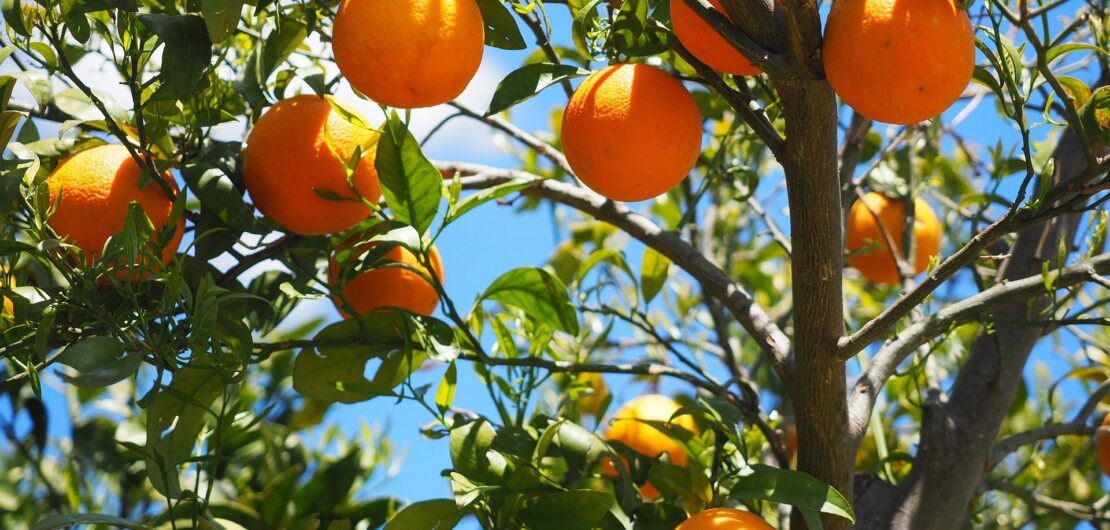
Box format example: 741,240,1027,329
0,0,1108,528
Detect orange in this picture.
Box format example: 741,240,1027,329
575,372,610,416
677,508,774,530
670,0,761,76
562,63,703,202
602,394,698,499
243,95,382,236
46,144,183,269
823,0,974,124
332,0,485,109
1098,414,1110,477
846,192,941,285
330,244,444,317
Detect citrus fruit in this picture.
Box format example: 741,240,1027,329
602,394,698,499
846,192,942,285
575,372,610,416
46,144,183,269
332,0,485,109
670,0,761,76
330,244,444,317
243,95,382,236
1097,413,1110,477
823,0,974,124
562,63,703,202
677,507,775,530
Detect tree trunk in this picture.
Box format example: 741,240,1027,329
778,77,851,530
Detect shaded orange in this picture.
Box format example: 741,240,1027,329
46,144,183,269
243,95,382,235
330,244,444,318
575,372,610,416
602,394,698,499
562,63,703,202
845,192,942,285
823,0,975,124
332,0,485,109
1098,414,1110,477
670,0,761,76
677,508,774,530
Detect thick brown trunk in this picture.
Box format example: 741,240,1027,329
778,78,851,530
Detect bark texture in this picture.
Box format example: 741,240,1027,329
777,78,851,530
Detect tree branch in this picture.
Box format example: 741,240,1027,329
988,381,1110,469
848,252,1110,449
435,161,794,381
682,0,794,80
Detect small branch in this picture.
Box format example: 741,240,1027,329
436,161,794,381
519,13,574,98
672,44,786,158
988,381,1110,468
746,197,791,256
447,101,574,175
848,253,1110,447
985,478,1107,521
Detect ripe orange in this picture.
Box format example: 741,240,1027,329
602,394,698,499
243,95,382,236
330,244,444,317
822,0,974,124
46,144,184,269
677,508,774,530
846,192,942,285
332,0,485,109
1097,414,1110,477
670,0,761,76
562,63,703,202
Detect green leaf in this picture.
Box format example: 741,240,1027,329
9,71,50,107
1045,42,1108,63
138,14,213,98
0,110,24,150
474,0,527,50
53,87,128,122
32,513,152,530
481,267,579,334
731,464,855,522
182,163,257,232
385,499,465,530
1080,85,1110,144
201,0,244,43
449,179,536,222
640,247,670,304
450,418,497,480
518,490,614,530
436,362,457,414
1,0,30,37
292,313,412,403
54,336,141,388
487,63,588,116
144,363,225,497
294,446,361,517
375,112,443,235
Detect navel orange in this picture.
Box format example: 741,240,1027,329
243,95,382,236
823,0,975,124
46,144,183,270
330,244,444,317
602,394,698,499
677,507,775,530
332,0,485,109
845,192,942,285
562,63,703,202
670,0,761,76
